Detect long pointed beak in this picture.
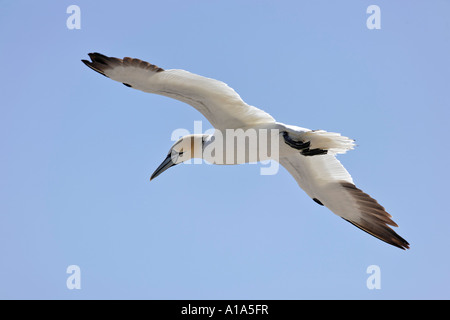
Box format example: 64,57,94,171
150,154,177,181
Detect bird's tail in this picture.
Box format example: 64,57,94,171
303,130,356,155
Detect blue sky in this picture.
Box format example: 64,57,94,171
1,0,449,299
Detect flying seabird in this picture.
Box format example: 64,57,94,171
82,53,409,250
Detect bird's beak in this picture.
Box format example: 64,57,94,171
150,154,177,181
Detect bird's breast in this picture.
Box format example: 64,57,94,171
202,127,282,165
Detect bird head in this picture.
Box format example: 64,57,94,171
150,134,206,181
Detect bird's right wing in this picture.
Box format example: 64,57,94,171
82,53,275,130
279,153,409,249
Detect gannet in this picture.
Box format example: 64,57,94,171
82,53,409,250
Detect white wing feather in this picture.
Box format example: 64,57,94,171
279,153,409,249
82,53,275,130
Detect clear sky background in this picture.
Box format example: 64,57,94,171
1,1,449,299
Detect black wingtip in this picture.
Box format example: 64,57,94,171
88,52,110,65
343,218,410,250
81,56,108,77
88,52,107,60
81,59,93,69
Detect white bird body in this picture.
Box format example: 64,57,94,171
82,53,409,250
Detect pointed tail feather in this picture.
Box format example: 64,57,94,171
303,130,356,155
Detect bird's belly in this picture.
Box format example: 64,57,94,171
203,127,282,165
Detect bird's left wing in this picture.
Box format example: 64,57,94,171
279,153,409,249
82,53,275,130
